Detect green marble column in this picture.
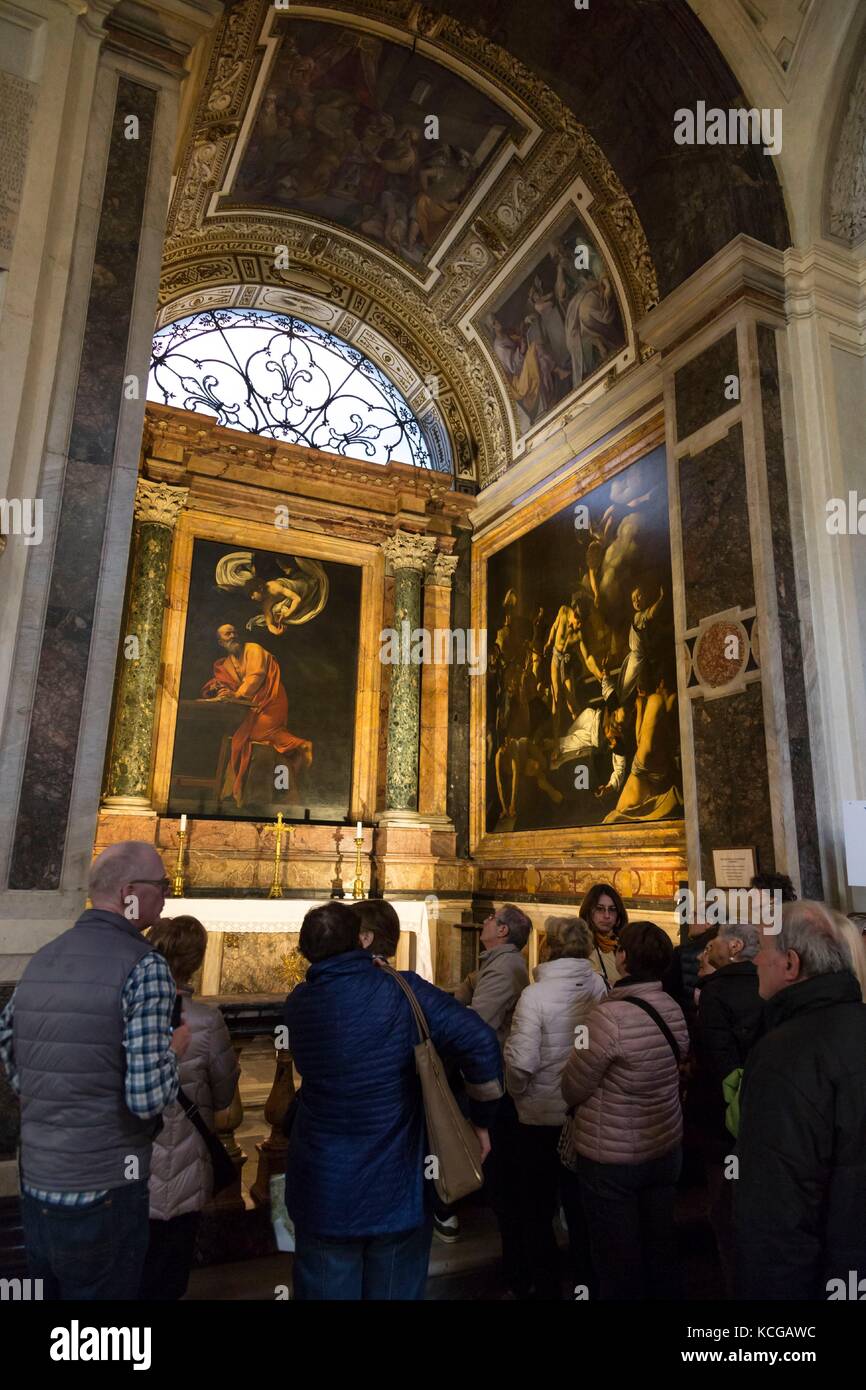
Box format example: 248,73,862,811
382,531,436,816
103,479,188,808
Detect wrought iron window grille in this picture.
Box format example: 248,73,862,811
148,309,445,472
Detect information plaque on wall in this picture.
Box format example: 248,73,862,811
712,847,757,888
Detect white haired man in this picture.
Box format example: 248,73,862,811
734,900,866,1300
0,841,190,1300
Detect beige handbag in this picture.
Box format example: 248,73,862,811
380,963,485,1205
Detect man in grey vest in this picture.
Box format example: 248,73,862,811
0,841,190,1299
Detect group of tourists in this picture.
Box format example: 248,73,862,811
2,840,866,1303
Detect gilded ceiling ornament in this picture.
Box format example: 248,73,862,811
159,0,660,486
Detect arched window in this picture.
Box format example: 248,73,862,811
148,309,436,470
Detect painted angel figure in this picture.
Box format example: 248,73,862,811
215,552,329,635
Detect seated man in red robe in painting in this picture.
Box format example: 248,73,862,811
202,623,312,806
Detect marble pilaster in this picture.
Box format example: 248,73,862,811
103,479,188,809
418,551,458,825
379,531,436,820
640,235,822,901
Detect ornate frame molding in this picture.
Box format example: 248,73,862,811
160,0,659,487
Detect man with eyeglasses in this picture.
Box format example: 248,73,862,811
0,840,190,1299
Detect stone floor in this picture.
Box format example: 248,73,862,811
187,1184,725,1301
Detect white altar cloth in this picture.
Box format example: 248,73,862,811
168,898,434,982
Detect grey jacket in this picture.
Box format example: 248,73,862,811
13,910,159,1191
455,942,529,1048
148,993,239,1222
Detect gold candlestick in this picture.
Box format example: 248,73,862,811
352,831,365,901
172,826,187,898
269,813,286,899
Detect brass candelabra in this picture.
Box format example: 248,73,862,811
269,813,287,899
352,826,365,901
171,821,187,898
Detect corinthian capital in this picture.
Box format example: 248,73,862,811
381,530,437,574
426,552,459,588
134,479,189,529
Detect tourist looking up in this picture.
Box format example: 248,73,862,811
455,903,531,1292
351,896,401,962
504,916,606,1299
735,900,866,1300
580,882,628,986
0,841,189,1301
283,902,502,1301
141,914,239,1301
561,920,689,1300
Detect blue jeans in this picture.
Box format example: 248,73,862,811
293,1220,433,1300
21,1181,150,1301
577,1147,682,1300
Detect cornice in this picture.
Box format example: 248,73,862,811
638,235,788,356
141,402,477,525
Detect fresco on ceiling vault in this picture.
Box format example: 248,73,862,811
227,18,520,267
484,446,682,834
480,209,627,436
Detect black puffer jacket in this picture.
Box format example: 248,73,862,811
698,960,764,1084
735,970,866,1300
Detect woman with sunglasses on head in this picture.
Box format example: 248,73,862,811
580,882,628,988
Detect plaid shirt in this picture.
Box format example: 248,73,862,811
0,949,179,1206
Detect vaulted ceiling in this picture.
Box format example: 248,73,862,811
161,0,790,487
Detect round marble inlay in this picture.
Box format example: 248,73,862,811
694,620,749,688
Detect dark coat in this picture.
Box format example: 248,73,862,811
734,970,866,1300
283,950,502,1238
698,960,764,1084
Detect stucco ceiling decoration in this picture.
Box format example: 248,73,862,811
161,0,659,487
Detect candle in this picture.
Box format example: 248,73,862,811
356,821,363,838
180,814,187,833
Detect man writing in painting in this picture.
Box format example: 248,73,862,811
202,623,312,807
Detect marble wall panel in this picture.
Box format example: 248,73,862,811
9,78,157,889
679,424,755,630
691,681,775,887
447,529,471,857
758,324,822,898
0,984,18,1156
674,331,738,443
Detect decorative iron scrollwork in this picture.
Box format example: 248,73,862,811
148,309,442,471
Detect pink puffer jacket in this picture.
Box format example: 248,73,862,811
562,980,689,1165
148,994,239,1222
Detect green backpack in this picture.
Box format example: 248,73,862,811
723,1066,744,1138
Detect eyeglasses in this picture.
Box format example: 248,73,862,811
129,878,171,893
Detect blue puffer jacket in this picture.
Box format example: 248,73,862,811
284,950,502,1238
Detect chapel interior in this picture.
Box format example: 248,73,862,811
0,0,864,1293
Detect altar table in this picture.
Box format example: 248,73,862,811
167,897,435,987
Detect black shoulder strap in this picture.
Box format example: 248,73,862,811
617,995,681,1065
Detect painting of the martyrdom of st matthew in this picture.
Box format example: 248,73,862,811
228,18,519,267
485,447,682,834
168,541,361,821
481,211,626,436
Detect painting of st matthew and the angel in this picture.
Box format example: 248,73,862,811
168,541,360,821
228,17,519,267
484,446,683,834
481,210,627,437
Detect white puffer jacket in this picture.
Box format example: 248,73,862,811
504,957,608,1125
562,980,689,1165
148,993,239,1222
